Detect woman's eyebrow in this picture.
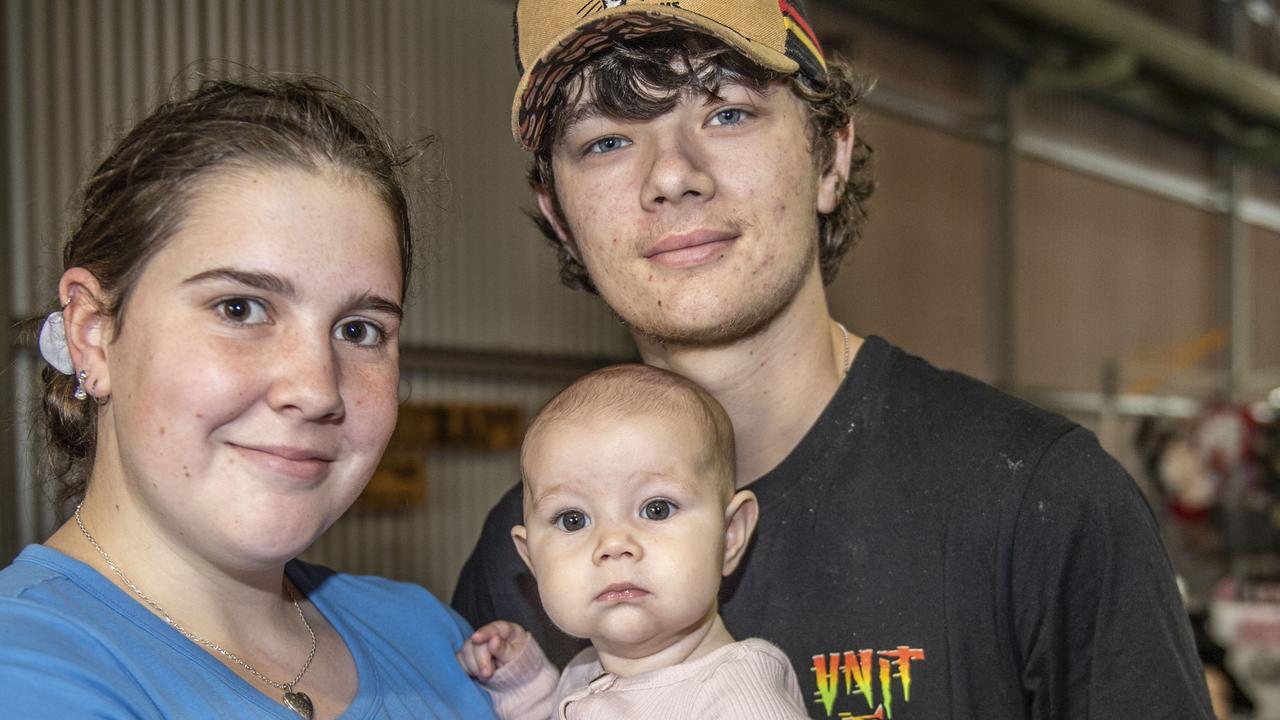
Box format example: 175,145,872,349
182,270,402,318
184,267,399,315
182,268,295,296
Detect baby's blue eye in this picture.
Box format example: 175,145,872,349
554,510,590,532
217,298,268,325
642,499,675,521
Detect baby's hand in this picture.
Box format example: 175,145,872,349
457,620,530,681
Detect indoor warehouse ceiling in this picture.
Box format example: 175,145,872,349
836,0,1280,164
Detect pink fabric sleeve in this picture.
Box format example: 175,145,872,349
690,644,812,720
482,635,560,720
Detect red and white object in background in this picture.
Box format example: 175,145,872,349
1210,577,1280,719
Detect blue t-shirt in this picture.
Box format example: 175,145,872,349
0,545,497,719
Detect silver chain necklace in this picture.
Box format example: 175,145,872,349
74,503,317,719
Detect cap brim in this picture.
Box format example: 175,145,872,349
512,8,799,150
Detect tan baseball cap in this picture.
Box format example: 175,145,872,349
512,0,828,151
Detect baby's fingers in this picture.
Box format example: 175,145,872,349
484,621,528,663
457,637,497,680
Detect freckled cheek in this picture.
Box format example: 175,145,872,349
180,346,263,420
571,191,633,245
123,342,244,433
343,364,400,441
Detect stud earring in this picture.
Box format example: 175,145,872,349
73,370,89,401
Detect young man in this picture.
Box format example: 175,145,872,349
453,1,1214,717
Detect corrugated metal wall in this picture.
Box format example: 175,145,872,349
822,7,1280,400
7,0,1280,597
3,0,632,598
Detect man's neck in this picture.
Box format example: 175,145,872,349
634,275,863,485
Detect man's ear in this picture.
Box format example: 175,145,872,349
58,267,113,398
721,489,760,576
511,524,535,575
534,185,584,265
816,120,856,215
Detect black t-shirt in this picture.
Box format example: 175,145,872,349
452,336,1214,718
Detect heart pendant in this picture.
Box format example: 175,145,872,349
283,690,314,719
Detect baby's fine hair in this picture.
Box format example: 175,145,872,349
522,364,736,496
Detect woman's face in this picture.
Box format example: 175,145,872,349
95,166,403,571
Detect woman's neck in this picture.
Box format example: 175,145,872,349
45,483,296,644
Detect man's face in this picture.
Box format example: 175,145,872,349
540,77,844,345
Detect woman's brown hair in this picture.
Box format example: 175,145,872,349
26,74,423,508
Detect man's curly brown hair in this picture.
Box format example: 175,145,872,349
527,34,875,294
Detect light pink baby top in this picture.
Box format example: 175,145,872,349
484,636,811,720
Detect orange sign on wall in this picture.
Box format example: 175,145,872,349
355,403,524,512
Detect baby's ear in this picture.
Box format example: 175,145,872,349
511,525,535,576
721,490,759,576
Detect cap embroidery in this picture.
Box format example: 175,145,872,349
515,1,826,149
579,0,628,18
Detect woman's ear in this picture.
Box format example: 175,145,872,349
816,120,856,215
511,524,535,576
58,267,113,398
721,489,760,576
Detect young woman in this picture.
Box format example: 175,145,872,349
0,77,498,719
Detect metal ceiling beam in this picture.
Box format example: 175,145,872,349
986,0,1280,126
835,0,1280,163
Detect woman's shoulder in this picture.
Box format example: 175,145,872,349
0,545,169,653
0,545,100,615
0,546,60,596
0,546,165,717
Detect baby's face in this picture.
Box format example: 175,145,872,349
514,410,732,658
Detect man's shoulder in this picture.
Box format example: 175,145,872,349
843,337,1127,511
875,343,1156,534
869,337,1076,453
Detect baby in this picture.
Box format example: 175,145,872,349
458,364,809,718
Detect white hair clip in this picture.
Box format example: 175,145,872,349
38,309,76,375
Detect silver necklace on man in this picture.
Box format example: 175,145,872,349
835,320,851,373
74,503,317,719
